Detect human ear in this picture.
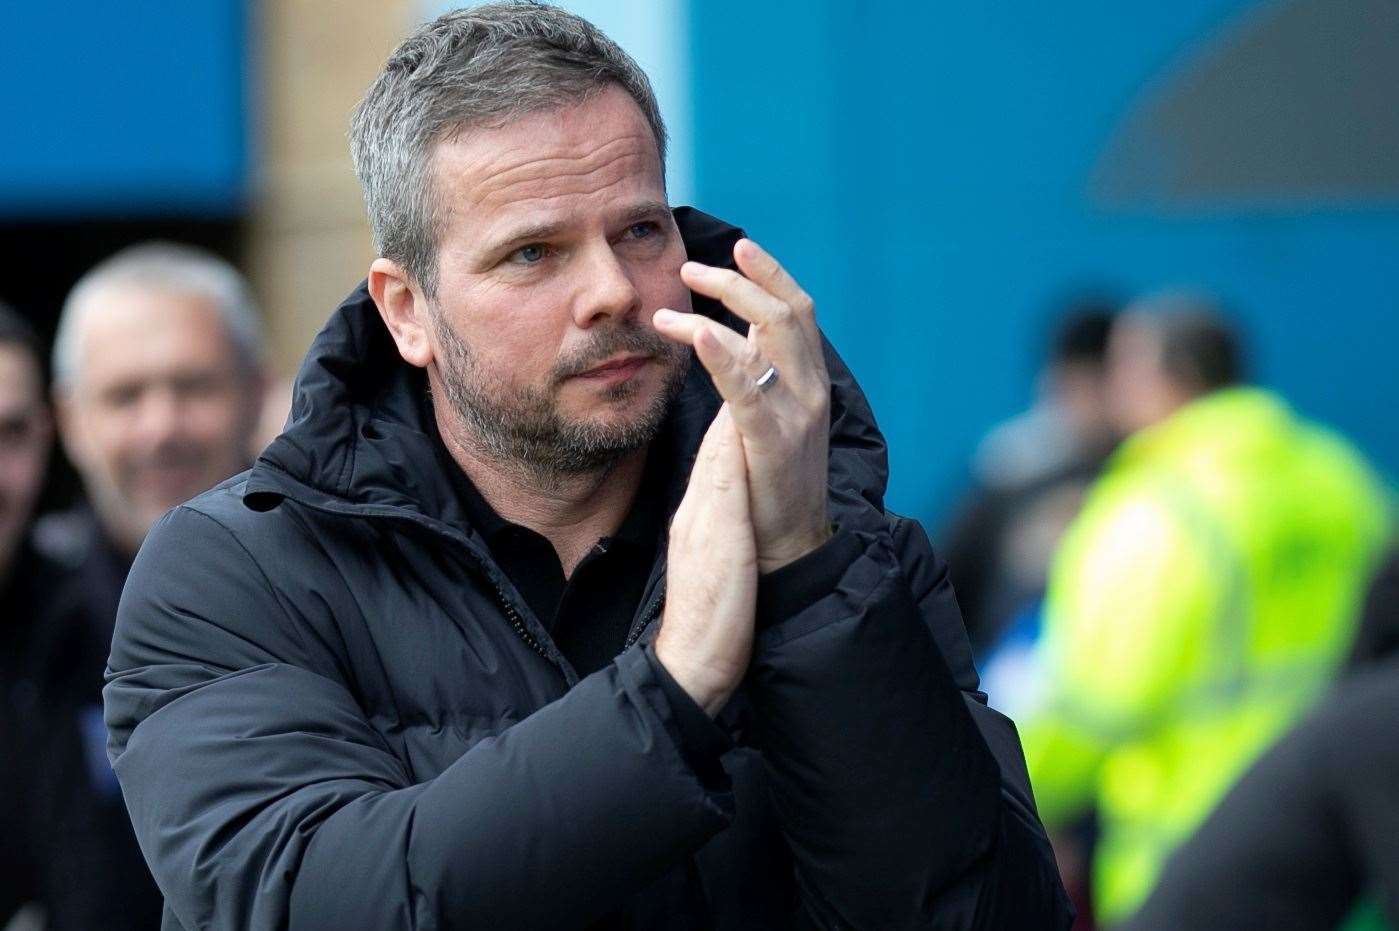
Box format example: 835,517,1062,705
52,386,94,476
368,258,434,369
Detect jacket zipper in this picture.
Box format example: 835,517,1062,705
624,591,665,649
487,575,550,659
411,521,559,667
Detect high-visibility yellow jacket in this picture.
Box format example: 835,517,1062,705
1021,387,1391,923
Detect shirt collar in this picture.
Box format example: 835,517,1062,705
430,408,667,555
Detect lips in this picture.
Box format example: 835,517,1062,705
576,354,651,381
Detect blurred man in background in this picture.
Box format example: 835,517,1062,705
1346,546,1399,670
1019,293,1391,926
943,297,1121,662
0,302,55,930
15,243,266,930
48,242,266,560
0,305,51,595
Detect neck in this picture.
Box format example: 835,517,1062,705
436,408,648,577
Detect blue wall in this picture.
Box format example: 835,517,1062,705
689,1,1399,522
0,0,247,217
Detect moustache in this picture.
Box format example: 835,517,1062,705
125,443,211,474
550,321,685,384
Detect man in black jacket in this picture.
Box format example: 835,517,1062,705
104,4,1070,928
18,242,267,930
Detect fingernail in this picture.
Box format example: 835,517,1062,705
681,260,707,276
653,308,678,325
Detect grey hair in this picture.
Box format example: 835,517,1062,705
53,242,264,388
349,1,668,299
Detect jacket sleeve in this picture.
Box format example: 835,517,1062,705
748,515,1072,930
103,505,734,931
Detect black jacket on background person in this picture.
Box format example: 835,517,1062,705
1,541,57,924
1348,548,1399,670
1124,657,1399,930
2,521,164,931
103,209,1071,930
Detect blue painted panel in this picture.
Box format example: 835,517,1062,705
689,1,1399,521
0,0,247,217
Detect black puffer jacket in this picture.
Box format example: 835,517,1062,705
104,209,1070,930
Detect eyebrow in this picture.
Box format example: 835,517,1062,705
486,200,672,256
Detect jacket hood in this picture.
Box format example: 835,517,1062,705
245,208,889,533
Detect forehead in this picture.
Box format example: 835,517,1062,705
431,85,665,240
1109,316,1158,354
0,344,42,410
73,284,239,386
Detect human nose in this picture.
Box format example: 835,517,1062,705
131,386,184,446
570,243,640,328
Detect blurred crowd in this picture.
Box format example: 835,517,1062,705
1,244,1395,930
945,292,1395,929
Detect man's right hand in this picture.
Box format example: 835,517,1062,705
654,404,758,717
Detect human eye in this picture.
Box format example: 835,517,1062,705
102,383,142,409
172,371,223,399
617,220,668,254
0,416,29,444
507,243,552,265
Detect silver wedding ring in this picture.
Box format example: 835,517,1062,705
755,364,779,391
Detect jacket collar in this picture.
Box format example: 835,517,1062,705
244,208,889,535
1107,386,1292,476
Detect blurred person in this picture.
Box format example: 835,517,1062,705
42,240,265,668
102,5,1070,929
945,301,1121,927
0,302,55,929
1347,547,1399,669
973,298,1120,492
1019,293,1391,925
942,298,1120,660
48,241,265,559
1124,550,1399,931
0,304,51,586
18,243,266,931
1124,655,1399,931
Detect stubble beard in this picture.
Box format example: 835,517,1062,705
432,312,691,481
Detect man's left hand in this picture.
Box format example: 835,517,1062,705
654,238,832,574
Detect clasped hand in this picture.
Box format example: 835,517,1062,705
652,239,832,715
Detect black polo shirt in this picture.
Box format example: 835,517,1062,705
449,449,667,679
